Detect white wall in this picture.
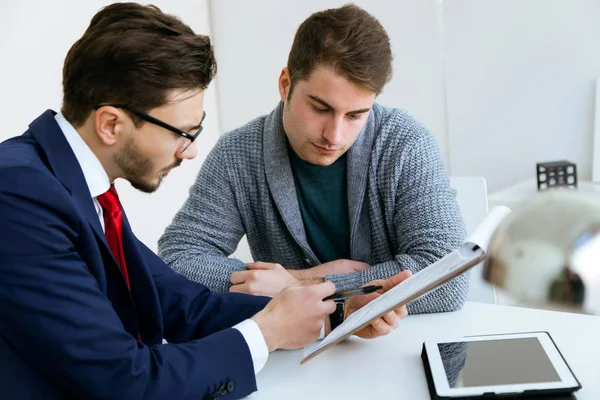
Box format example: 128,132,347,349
210,0,449,158
444,0,600,192
209,0,600,193
3,0,600,251
0,0,220,251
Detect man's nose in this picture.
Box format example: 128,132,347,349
322,116,344,146
177,140,198,160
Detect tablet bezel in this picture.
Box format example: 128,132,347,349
424,331,580,397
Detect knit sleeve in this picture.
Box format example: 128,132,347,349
158,137,247,292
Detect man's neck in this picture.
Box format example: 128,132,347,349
74,118,119,183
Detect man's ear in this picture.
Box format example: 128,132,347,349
94,106,126,146
278,67,292,102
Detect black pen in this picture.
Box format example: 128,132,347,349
324,285,383,301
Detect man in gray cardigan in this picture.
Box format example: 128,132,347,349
159,4,468,315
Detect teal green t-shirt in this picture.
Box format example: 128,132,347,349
288,148,350,263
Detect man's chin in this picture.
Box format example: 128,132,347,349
306,153,339,167
128,177,161,193
127,165,177,193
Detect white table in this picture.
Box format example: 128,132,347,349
489,178,600,209
247,302,600,399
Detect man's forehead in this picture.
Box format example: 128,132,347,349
152,89,205,127
167,88,204,103
296,68,376,110
301,89,375,114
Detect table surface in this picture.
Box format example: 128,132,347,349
246,302,600,399
489,179,600,209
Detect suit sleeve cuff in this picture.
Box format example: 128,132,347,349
233,319,269,375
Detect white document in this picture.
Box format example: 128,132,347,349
302,206,512,363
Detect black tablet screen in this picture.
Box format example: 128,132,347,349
438,337,561,388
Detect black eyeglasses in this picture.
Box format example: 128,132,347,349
93,104,206,153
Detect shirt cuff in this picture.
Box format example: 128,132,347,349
233,319,269,375
319,317,325,340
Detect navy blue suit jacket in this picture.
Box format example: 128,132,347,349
0,111,270,399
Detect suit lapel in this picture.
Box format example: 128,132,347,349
121,215,163,344
28,111,109,247
27,110,156,339
263,103,318,261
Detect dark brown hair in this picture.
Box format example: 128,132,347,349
287,4,393,96
62,2,216,126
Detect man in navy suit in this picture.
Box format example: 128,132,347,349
0,3,410,399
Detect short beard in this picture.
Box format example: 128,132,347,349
114,138,158,193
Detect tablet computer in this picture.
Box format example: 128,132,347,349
421,332,581,399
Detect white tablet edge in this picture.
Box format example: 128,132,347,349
424,332,579,397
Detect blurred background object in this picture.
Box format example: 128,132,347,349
484,191,600,315
536,160,578,191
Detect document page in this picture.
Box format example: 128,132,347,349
302,206,511,363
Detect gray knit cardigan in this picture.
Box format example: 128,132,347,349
159,102,468,314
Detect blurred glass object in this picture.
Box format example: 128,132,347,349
483,191,600,315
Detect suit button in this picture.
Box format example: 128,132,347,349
219,385,227,396
227,381,234,392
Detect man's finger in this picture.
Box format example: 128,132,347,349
369,317,384,330
392,269,412,284
246,262,275,270
229,283,252,294
312,281,336,299
381,311,400,329
377,270,413,292
370,317,393,336
230,270,253,285
393,305,409,319
322,299,337,315
231,281,268,296
369,317,387,334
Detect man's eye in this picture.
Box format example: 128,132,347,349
348,114,361,120
313,106,328,114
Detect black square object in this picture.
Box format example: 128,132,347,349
536,161,577,191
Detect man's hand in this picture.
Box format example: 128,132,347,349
346,270,412,339
230,259,371,297
230,262,298,297
294,259,370,280
251,282,336,351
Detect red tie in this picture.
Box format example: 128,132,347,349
97,185,131,289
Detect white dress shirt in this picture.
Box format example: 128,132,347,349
55,113,269,374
